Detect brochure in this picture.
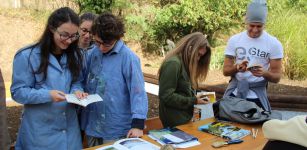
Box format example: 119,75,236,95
65,94,103,107
148,128,200,148
198,122,250,140
96,138,160,150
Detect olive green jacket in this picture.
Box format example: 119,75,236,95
159,56,196,127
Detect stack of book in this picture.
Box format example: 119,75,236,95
148,128,200,148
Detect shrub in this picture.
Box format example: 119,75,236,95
266,9,307,80
210,46,225,70
75,0,114,14
152,0,248,49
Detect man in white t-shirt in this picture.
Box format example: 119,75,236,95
223,0,283,112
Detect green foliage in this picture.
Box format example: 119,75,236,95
75,0,114,14
210,46,225,70
151,0,248,48
159,0,179,7
124,4,158,52
266,9,307,80
75,0,133,15
286,0,307,13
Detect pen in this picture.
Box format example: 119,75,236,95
255,128,258,138
251,128,258,139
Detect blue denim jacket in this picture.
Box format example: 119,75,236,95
81,40,148,140
10,45,82,150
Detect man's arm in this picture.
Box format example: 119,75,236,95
263,59,282,83
223,55,238,76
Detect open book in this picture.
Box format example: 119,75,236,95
148,128,200,148
96,138,160,150
197,91,216,103
65,94,103,107
193,91,216,120
198,122,250,140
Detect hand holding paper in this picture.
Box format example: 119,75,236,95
248,64,265,77
65,94,103,107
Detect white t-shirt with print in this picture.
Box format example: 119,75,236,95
225,30,283,98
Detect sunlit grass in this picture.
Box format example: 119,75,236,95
266,9,307,80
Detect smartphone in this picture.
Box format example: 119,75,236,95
247,65,261,71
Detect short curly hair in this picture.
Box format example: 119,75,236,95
91,12,125,42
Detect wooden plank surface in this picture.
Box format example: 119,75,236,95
84,118,267,150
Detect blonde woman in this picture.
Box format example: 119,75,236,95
158,32,211,128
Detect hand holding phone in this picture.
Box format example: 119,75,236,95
247,65,261,72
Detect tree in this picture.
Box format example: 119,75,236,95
75,0,114,14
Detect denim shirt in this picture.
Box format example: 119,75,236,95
10,45,82,150
81,40,148,140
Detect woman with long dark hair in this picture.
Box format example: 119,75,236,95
10,7,85,150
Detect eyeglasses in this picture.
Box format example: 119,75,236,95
93,39,116,48
55,29,80,41
80,28,92,35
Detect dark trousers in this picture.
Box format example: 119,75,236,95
263,140,307,150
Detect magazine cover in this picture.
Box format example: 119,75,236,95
148,128,197,144
96,138,160,150
148,128,200,148
198,122,250,140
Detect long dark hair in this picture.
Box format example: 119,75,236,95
30,7,82,82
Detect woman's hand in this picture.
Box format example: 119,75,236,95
127,128,143,138
196,95,210,104
50,90,66,102
74,90,88,99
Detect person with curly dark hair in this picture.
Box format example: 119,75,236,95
79,12,148,147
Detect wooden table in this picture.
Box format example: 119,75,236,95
85,118,267,150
